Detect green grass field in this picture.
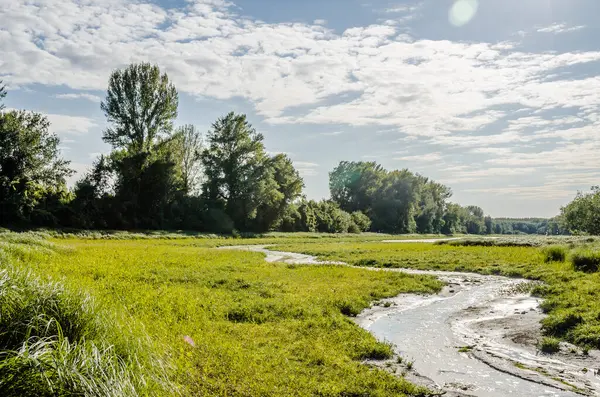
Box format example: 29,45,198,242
0,233,442,396
2,233,600,396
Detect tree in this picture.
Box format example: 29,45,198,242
173,124,203,195
0,80,6,110
371,170,420,233
201,112,271,229
464,205,486,234
100,63,181,228
415,177,452,234
101,63,179,154
351,211,372,232
484,216,493,235
255,154,304,231
561,186,600,235
0,110,72,225
329,161,385,214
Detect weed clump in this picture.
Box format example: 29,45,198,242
542,245,567,263
570,249,600,273
538,337,561,354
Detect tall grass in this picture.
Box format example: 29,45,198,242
0,239,172,397
570,248,600,273
542,245,567,263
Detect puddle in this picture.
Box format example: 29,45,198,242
220,244,600,396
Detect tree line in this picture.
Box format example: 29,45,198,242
0,65,597,235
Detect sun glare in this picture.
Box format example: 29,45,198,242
449,0,479,27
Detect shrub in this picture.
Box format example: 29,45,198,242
538,337,561,353
570,248,600,273
542,245,567,263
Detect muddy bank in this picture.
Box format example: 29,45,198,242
220,244,600,396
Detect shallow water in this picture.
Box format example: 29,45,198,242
359,276,577,396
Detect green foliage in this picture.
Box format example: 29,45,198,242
570,248,600,273
0,80,6,110
101,63,179,154
538,337,561,354
172,125,203,195
542,246,567,263
0,110,73,226
10,235,441,396
328,161,487,235
351,211,372,232
0,240,170,396
202,112,271,230
492,217,567,235
561,186,600,235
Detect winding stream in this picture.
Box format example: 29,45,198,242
219,244,600,397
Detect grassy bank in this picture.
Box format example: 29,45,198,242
0,234,442,396
273,240,600,348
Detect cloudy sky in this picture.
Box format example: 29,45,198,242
2,0,600,218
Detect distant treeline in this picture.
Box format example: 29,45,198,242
0,65,596,235
490,218,566,235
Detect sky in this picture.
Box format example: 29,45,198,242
1,0,600,218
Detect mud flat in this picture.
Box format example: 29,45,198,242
221,244,600,397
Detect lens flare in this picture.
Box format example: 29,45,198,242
449,0,479,27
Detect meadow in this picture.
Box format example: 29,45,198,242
0,233,443,397
3,232,600,396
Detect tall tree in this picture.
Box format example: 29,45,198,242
101,63,179,154
0,81,6,110
329,161,385,214
0,110,72,224
172,124,203,195
201,112,270,228
100,63,181,227
561,186,600,235
255,154,304,231
371,170,420,233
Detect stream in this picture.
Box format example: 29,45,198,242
219,244,600,397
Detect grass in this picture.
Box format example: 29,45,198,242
272,240,600,349
0,233,444,396
538,337,561,353
0,239,170,396
570,248,600,273
542,245,567,263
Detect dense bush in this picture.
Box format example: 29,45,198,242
570,248,600,273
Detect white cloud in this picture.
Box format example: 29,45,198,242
5,107,98,136
46,114,98,136
320,131,343,136
313,19,327,26
395,152,442,162
55,93,102,103
440,167,537,184
537,23,585,34
293,161,319,177
2,0,600,211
